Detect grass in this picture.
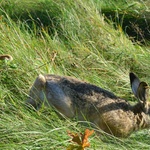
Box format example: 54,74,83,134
0,0,150,149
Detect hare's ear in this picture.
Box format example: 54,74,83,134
137,82,149,102
130,73,149,102
130,73,140,97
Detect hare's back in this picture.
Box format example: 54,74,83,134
44,74,117,101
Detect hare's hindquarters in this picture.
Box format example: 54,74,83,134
45,79,75,118
26,74,75,118
26,74,46,109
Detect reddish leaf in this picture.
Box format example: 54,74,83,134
67,131,82,145
67,129,94,150
81,129,94,148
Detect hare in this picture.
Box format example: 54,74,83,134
26,73,150,137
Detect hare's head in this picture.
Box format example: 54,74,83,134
130,73,150,114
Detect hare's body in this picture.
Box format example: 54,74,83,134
27,73,150,137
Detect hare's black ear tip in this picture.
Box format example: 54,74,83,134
129,72,138,83
129,72,136,79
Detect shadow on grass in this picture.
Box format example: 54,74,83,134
102,9,150,44
0,0,64,37
0,0,149,44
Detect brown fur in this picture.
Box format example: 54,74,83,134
26,73,150,137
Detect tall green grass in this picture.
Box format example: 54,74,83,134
0,0,150,149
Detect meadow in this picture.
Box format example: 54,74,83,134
0,0,150,149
